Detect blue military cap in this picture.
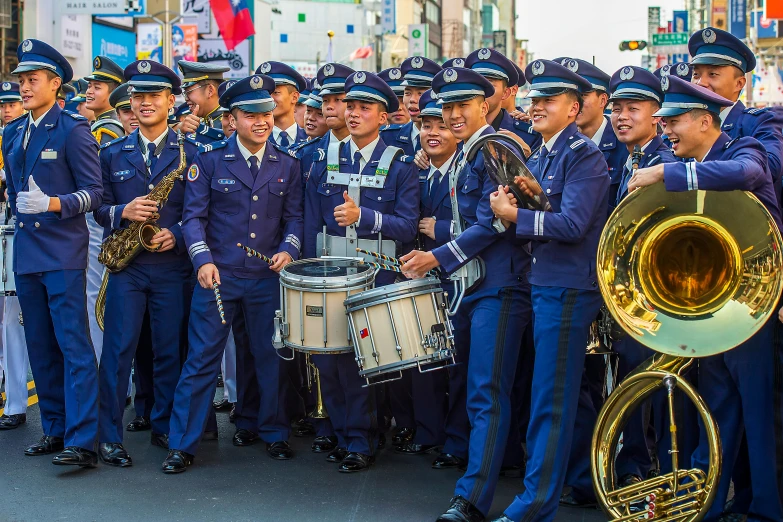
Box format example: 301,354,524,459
85,55,124,84
524,59,592,98
219,74,277,113
70,79,88,103
297,78,314,104
124,60,183,95
554,57,610,92
654,62,692,81
168,102,192,124
418,89,441,118
689,27,756,73
255,61,307,92
466,48,519,85
400,56,442,88
303,83,323,109
378,67,405,97
0,81,21,102
218,79,237,98
317,63,355,96
609,66,663,103
58,82,76,101
13,39,73,83
177,60,230,88
431,67,494,104
108,82,131,109
654,75,733,117
344,71,399,113
513,63,526,87
442,58,466,69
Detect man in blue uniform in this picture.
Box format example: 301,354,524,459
163,74,303,473
401,67,532,521
394,89,454,459
561,65,678,508
303,71,419,472
5,39,103,467
177,61,229,144
85,55,125,145
109,82,139,135
488,59,609,522
256,61,308,149
94,61,199,467
627,75,783,522
378,68,411,127
294,78,312,130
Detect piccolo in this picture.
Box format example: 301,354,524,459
212,279,226,324
237,243,273,264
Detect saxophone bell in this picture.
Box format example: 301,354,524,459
139,222,162,251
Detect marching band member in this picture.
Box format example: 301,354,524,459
378,67,411,127
176,61,229,144
488,59,609,522
94,61,199,467
256,61,307,150
303,70,419,472
85,56,125,145
165,73,303,473
110,83,139,135
628,74,783,522
6,39,103,467
401,67,532,521
394,89,453,459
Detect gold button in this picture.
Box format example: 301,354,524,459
251,214,257,220
253,195,258,201
224,188,229,192
148,184,154,190
19,222,23,228
279,192,284,196
250,233,256,238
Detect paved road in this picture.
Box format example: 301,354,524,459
0,384,606,522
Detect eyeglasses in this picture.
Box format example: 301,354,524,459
183,83,207,99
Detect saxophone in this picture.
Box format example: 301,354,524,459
95,131,188,330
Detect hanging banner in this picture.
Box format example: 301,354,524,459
711,0,728,31
730,0,747,39
181,0,211,34
672,10,688,33
196,38,250,79
408,24,428,57
136,22,162,62
381,0,395,35
61,15,87,59
93,23,136,69
173,24,199,66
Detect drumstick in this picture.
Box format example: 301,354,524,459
237,243,273,264
360,261,403,273
212,279,226,324
355,248,402,266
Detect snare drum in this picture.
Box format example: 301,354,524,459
1,224,15,295
344,277,455,384
274,258,376,354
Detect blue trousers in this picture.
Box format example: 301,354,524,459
169,275,290,455
98,261,192,443
692,317,783,522
504,286,602,522
311,351,377,455
453,286,532,516
17,269,98,451
133,311,154,419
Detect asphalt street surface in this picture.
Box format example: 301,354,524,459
0,381,607,522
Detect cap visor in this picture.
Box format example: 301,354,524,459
319,87,345,96
303,99,322,109
525,87,569,98
0,95,22,102
84,74,117,83
437,93,482,104
401,80,432,88
653,106,691,117
232,101,276,114
690,55,739,68
609,92,659,102
13,63,55,75
420,108,443,118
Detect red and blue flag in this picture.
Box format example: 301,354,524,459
210,0,255,51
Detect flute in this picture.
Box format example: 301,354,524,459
237,243,273,264
212,279,226,324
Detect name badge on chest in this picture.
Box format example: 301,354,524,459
41,149,57,160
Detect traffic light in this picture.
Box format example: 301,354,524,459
619,40,648,51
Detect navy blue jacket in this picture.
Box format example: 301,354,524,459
595,117,629,206
95,129,201,264
615,135,677,207
492,109,542,152
4,105,103,274
379,120,419,157
182,134,303,279
514,122,610,291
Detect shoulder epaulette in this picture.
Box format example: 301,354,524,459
397,154,414,164
744,107,768,115
513,120,534,133
569,138,586,150
183,135,201,148
313,148,326,162
63,110,87,120
380,123,404,131
725,138,741,149
198,140,227,153
100,134,128,149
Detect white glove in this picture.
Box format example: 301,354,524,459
16,176,51,214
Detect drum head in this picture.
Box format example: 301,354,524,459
281,257,376,289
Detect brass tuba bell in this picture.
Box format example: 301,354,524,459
592,183,783,521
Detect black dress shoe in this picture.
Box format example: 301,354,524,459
229,405,236,423
558,491,597,509
267,440,293,460
436,496,484,522
395,443,440,455
52,446,98,468
0,413,27,430
150,432,169,449
311,435,338,453
162,450,194,474
232,429,258,447
392,427,416,446
337,452,373,473
326,447,348,463
99,443,132,467
213,398,230,411
126,416,151,432
432,453,466,469
202,430,218,441
24,435,64,456
293,418,315,437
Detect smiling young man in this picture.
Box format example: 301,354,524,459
94,61,200,468
689,27,783,200
85,55,125,145
627,74,783,522
401,67,532,522
108,82,138,135
303,70,419,473
488,59,609,522
5,39,103,468
177,61,229,144
256,61,308,149
378,67,411,126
